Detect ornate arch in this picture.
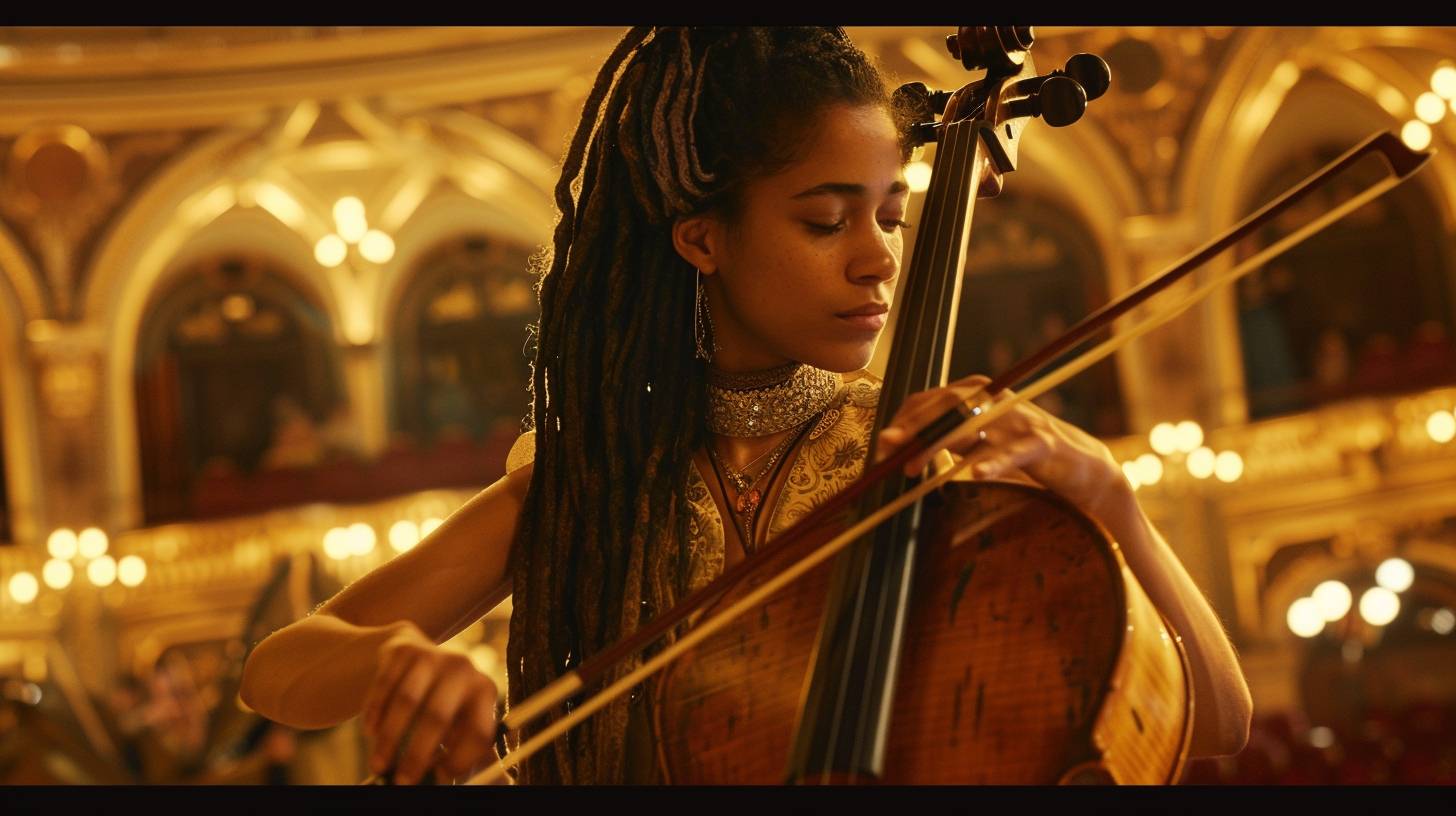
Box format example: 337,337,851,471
1178,27,1456,425
0,219,46,546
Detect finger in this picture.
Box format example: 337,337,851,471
394,669,473,785
899,420,995,477
370,658,436,777
363,643,419,739
438,692,499,781
972,432,1051,479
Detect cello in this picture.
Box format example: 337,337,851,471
472,26,1430,785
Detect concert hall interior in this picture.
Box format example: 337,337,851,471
0,26,1454,785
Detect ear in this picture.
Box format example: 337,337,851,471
671,213,725,276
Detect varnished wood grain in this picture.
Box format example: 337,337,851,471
654,481,1190,784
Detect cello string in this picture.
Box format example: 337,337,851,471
832,114,980,779
469,157,1410,786
844,115,983,778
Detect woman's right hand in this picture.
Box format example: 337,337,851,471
362,622,501,785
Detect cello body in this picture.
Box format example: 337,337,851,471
654,480,1193,784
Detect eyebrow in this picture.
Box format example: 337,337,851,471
791,180,909,200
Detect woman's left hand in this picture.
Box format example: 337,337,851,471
874,374,1133,524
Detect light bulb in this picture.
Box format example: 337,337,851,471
1186,446,1216,479
1359,586,1400,626
1287,597,1325,638
47,528,78,560
1375,557,1414,593
1401,120,1432,151
359,230,395,264
87,555,117,587
8,572,38,604
118,555,147,587
333,197,368,243
1149,422,1178,456
42,559,74,590
77,527,108,559
1214,450,1244,483
1173,420,1204,453
314,235,347,268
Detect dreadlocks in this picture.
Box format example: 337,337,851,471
505,26,912,784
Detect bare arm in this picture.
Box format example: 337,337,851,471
1088,487,1253,758
240,462,532,731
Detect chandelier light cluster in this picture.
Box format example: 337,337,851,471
320,516,445,561
313,196,396,268
1285,557,1424,638
1121,419,1244,490
1399,63,1456,151
4,527,147,606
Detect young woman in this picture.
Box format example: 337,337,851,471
240,26,1252,785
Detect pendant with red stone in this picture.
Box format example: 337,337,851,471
735,488,762,515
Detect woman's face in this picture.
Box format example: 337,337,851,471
692,103,908,374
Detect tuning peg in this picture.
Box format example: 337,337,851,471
1064,53,1111,101
1005,76,1087,127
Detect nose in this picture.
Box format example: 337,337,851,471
847,224,900,286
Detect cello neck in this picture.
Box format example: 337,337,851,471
785,34,1045,783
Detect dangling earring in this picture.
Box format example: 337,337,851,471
694,267,718,362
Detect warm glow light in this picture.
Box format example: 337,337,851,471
333,197,368,243
1308,727,1335,748
1416,92,1447,123
1121,461,1141,491
1375,557,1414,593
118,555,147,587
421,517,444,537
253,181,306,229
1149,422,1178,456
1312,580,1352,621
1433,65,1456,99
388,520,420,553
1402,120,1432,151
47,528,78,560
469,644,499,676
87,555,117,587
1359,586,1400,626
1214,450,1244,483
1426,410,1456,443
1173,420,1204,454
1287,597,1325,638
1186,446,1216,479
905,161,932,193
42,559,74,590
78,527,109,559
347,523,377,556
1133,453,1163,486
1433,607,1455,635
221,294,255,322
358,230,395,264
8,572,38,604
322,527,351,560
315,235,348,268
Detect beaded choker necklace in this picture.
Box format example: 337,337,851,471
705,362,840,437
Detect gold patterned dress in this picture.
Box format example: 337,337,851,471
504,368,885,783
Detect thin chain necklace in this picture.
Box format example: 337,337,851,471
705,415,818,553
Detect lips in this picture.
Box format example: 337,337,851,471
837,303,889,317
836,303,889,331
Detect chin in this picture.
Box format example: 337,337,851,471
800,340,879,374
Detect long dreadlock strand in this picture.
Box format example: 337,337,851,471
506,26,902,784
